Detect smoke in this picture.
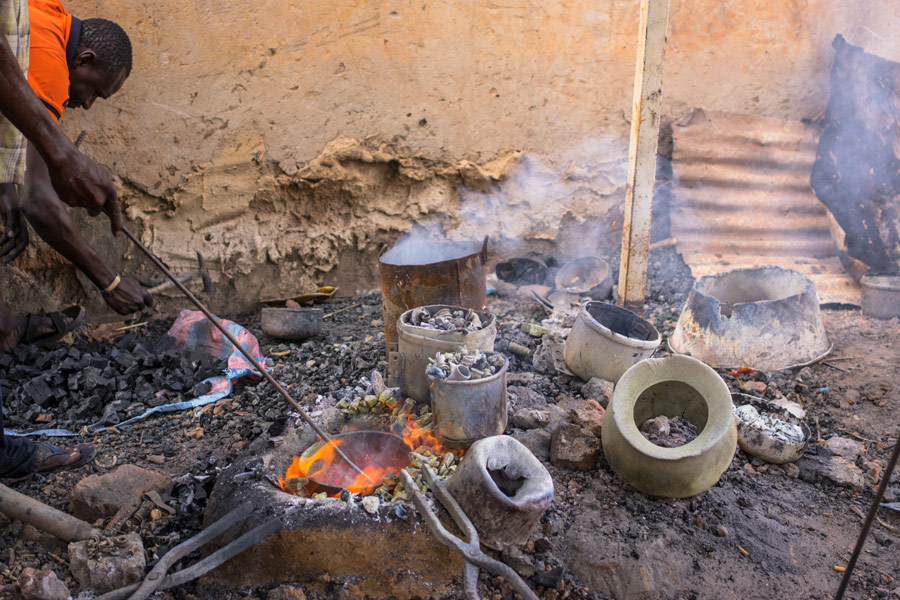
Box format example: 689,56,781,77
386,135,628,262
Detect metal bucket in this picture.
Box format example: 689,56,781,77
563,301,661,383
397,305,497,402
860,273,900,319
429,352,508,449
380,238,488,384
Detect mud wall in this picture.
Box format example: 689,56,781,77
7,0,899,320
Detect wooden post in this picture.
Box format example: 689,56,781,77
617,0,671,312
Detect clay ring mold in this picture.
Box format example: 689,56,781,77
601,355,737,498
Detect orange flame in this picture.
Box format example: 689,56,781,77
280,408,461,498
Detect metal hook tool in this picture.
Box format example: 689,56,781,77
400,465,538,600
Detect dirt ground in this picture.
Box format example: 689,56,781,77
1,245,899,600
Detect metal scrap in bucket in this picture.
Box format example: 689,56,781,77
426,349,505,381
408,306,485,331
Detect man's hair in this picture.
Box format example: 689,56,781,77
78,18,133,79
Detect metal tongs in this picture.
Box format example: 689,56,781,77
96,503,278,600
400,465,538,600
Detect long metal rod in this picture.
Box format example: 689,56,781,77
121,227,372,483
835,432,900,599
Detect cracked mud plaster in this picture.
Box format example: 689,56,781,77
4,133,624,321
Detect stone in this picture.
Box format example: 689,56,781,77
511,407,551,430
502,546,537,578
639,415,670,437
549,424,600,471
823,436,865,462
531,336,563,375
361,495,380,515
559,398,605,436
581,378,614,407
71,464,173,521
512,428,552,462
17,568,69,600
267,585,308,600
783,462,800,478
507,385,547,410
68,533,145,594
797,454,865,492
741,381,768,395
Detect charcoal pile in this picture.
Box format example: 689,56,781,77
0,321,226,432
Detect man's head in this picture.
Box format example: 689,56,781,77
68,18,132,110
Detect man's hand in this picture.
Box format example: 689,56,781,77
47,145,123,236
101,274,154,314
0,183,29,263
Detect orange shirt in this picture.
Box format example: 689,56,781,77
27,0,81,121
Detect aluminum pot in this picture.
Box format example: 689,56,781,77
563,301,660,383
260,307,323,340
860,273,900,319
554,256,613,300
380,238,488,384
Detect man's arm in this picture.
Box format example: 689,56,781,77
0,35,122,234
20,147,153,314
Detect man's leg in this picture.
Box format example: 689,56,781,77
0,387,39,478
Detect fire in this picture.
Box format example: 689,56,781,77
278,438,394,496
396,412,443,453
279,405,464,498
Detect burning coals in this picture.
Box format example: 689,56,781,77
280,371,462,501
407,306,485,331
425,350,506,381
733,404,806,444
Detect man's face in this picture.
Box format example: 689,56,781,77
68,52,127,110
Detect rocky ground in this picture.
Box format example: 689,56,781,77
1,245,899,600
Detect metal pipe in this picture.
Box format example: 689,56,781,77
835,432,900,599
120,227,372,484
0,482,97,542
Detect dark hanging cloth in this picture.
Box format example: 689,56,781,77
810,34,900,276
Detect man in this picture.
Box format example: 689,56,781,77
0,0,130,478
2,1,154,352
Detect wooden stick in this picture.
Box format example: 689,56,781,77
617,0,671,311
324,302,361,319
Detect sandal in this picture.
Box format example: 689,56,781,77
22,305,85,347
31,441,96,474
1,441,95,482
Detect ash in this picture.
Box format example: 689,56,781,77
407,306,484,331
426,349,505,380
733,404,806,444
